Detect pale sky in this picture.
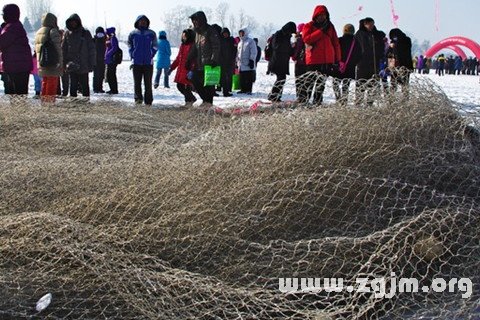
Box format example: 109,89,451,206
13,0,480,45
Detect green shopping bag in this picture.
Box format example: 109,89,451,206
232,74,241,91
204,65,221,86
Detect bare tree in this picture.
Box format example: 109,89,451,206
215,2,229,27
420,40,432,55
257,23,277,49
114,24,124,42
23,17,34,33
26,0,51,30
162,4,262,46
163,5,195,47
229,14,237,35
228,9,258,36
200,7,214,23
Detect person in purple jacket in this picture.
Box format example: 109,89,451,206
105,27,119,94
417,55,425,74
0,4,33,95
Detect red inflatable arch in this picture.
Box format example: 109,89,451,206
447,46,467,60
424,36,480,59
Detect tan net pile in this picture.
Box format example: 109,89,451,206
0,76,479,319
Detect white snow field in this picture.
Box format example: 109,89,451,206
28,41,477,113
86,60,480,110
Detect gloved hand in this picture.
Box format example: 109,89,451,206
249,59,255,69
187,70,194,80
130,64,134,70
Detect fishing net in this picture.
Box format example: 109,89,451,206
0,74,479,319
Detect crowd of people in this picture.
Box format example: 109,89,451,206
0,3,478,107
414,55,480,76
0,4,121,103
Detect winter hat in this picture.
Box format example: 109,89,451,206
134,15,150,29
2,4,20,23
297,23,305,33
189,11,207,28
159,30,167,39
183,28,195,44
239,27,251,37
360,17,375,32
312,5,330,21
281,21,297,35
106,27,116,35
389,28,405,41
343,24,355,35
211,24,222,36
66,14,82,31
95,26,105,37
221,28,231,37
41,13,58,28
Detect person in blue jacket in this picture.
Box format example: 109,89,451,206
128,15,158,105
154,30,171,89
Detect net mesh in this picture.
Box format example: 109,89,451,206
0,75,479,319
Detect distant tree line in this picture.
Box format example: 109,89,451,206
20,0,433,56
23,0,51,32
163,2,275,48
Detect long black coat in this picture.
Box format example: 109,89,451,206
187,11,221,70
268,22,296,76
355,25,386,80
337,34,362,79
219,29,237,69
62,14,96,74
93,28,106,68
387,28,413,70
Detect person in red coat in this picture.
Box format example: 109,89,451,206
169,29,197,107
302,5,341,105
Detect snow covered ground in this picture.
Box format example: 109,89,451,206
23,34,479,112
28,51,480,113
419,71,480,111
99,59,480,107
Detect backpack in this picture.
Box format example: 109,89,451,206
264,34,274,61
113,48,123,64
39,29,59,67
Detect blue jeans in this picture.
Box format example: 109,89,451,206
154,67,169,88
33,74,42,94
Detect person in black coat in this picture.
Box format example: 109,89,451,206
93,26,106,93
332,24,362,105
267,21,296,102
354,17,386,106
292,23,307,103
254,38,261,65
386,28,413,93
187,11,221,105
62,14,96,98
219,28,236,97
253,37,261,83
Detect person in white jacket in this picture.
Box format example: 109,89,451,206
236,28,257,94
